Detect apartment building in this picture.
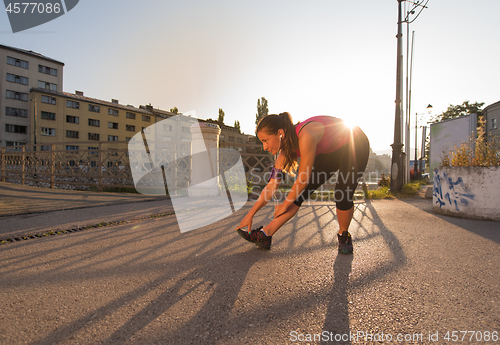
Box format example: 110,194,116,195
484,101,500,143
1,44,256,155
0,44,64,147
30,88,158,150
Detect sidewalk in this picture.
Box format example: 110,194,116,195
0,182,173,239
0,182,164,217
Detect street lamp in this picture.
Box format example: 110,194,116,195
414,104,432,179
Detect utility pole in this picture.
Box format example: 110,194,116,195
390,0,405,192
391,0,429,191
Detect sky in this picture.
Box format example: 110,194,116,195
1,0,499,156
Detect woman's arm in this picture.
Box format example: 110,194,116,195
274,122,324,218
236,153,284,230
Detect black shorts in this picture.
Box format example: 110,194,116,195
293,126,370,210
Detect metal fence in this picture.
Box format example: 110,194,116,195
0,141,273,192
0,140,374,193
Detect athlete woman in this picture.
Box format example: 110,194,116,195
235,112,370,253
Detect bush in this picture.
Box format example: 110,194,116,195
378,175,390,187
440,129,500,167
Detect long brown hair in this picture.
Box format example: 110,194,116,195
256,112,299,175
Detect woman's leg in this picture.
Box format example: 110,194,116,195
263,203,300,236
337,206,354,235
335,127,370,234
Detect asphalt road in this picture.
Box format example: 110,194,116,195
0,196,499,344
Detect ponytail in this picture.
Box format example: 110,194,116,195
256,112,299,175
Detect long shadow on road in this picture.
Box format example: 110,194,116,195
321,200,407,345
1,200,409,344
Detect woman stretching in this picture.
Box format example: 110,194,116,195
236,112,370,253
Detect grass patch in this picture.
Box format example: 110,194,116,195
365,186,393,199
366,179,429,199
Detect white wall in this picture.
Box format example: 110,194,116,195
429,115,476,180
433,166,500,221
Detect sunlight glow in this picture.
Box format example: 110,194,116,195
342,118,358,130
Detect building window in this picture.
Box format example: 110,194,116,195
6,107,28,118
38,80,57,91
126,125,136,132
237,137,243,144
142,115,151,122
163,124,172,131
108,135,119,141
88,119,100,127
492,118,497,130
40,127,56,136
66,146,79,151
108,108,119,116
38,64,57,76
228,136,235,142
108,122,119,129
6,73,28,85
88,104,100,113
7,56,29,69
88,147,98,155
88,133,100,141
66,115,79,124
41,111,56,120
6,90,28,101
126,137,132,142
40,145,50,151
41,95,56,105
5,141,26,147
66,100,79,109
66,130,79,139
182,127,190,133
126,112,136,119
5,124,27,134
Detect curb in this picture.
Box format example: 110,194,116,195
0,211,175,246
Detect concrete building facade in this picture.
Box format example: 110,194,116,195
0,44,64,147
484,101,500,143
1,44,255,152
30,88,159,150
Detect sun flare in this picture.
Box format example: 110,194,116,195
342,117,358,130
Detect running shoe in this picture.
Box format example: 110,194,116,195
338,232,353,254
236,226,272,250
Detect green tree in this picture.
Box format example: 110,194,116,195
218,108,225,124
255,97,268,126
170,107,179,114
234,120,241,133
431,100,484,127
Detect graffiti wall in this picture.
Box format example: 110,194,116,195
433,166,500,221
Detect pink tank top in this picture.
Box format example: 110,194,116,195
294,116,355,157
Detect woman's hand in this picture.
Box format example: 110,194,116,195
274,202,288,219
236,213,253,232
